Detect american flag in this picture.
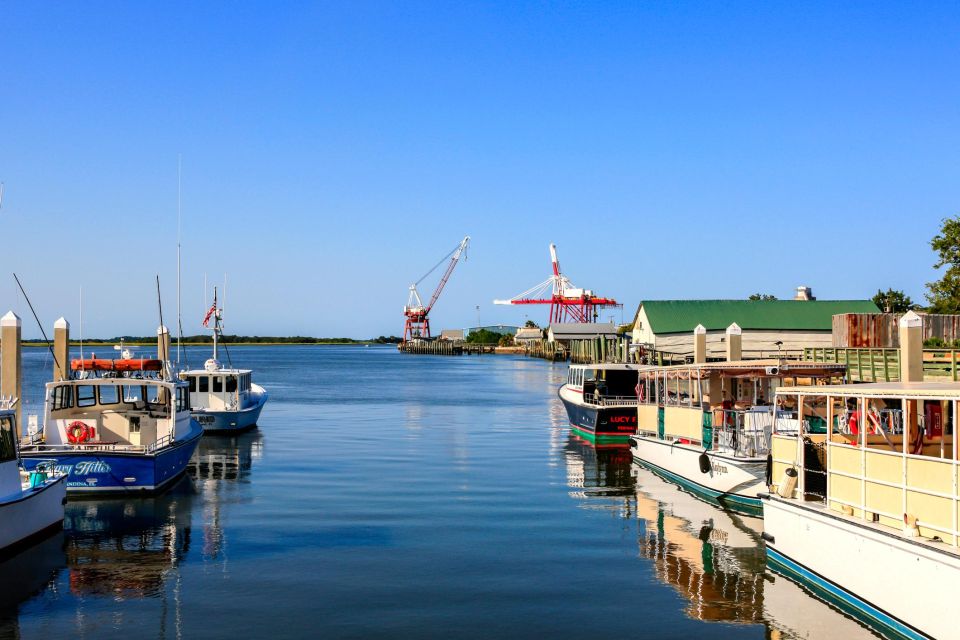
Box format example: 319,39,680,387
202,302,217,327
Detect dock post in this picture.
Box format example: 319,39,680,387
53,317,70,381
725,323,741,361
899,311,922,382
1,312,22,429
693,324,707,363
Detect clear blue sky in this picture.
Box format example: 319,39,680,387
1,2,957,338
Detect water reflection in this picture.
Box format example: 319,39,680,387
0,532,66,632
564,435,883,639
188,430,263,483
64,478,194,599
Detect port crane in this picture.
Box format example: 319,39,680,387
403,236,470,343
494,243,619,324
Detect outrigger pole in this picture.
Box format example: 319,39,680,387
12,273,60,377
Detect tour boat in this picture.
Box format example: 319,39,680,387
763,381,960,640
559,363,642,445
20,332,203,494
180,289,267,433
0,403,66,554
631,360,846,515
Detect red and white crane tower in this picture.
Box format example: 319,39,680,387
403,236,470,343
494,243,619,324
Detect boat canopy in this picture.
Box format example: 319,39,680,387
637,359,846,380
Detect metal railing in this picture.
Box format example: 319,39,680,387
583,393,639,407
710,409,774,458
803,346,960,382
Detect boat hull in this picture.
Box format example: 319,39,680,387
21,423,203,495
193,385,267,433
558,386,636,445
763,495,950,640
0,475,66,555
630,435,766,515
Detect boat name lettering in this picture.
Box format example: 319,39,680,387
55,461,112,476
608,416,636,424
711,462,728,475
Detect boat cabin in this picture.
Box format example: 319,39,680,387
565,364,642,406
770,382,960,544
636,360,847,458
39,378,190,450
182,368,253,412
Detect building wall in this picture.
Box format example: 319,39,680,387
650,330,832,358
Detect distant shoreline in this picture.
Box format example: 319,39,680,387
22,341,392,347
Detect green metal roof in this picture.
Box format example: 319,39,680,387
638,299,880,334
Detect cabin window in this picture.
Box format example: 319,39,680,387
176,387,188,412
188,376,197,392
0,416,15,463
243,374,250,391
99,385,120,405
147,386,162,404
213,376,223,392
129,416,141,434
77,385,97,408
226,375,237,392
123,385,143,404
52,385,73,410
199,377,209,393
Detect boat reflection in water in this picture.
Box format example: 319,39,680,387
188,429,263,484
633,467,882,639
563,435,881,639
64,477,194,599
187,430,263,563
0,532,66,635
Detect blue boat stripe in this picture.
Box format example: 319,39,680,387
766,546,930,640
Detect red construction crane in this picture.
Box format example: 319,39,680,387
403,236,470,342
494,243,619,324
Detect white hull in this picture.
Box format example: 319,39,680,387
631,435,767,514
0,477,66,554
193,384,267,433
763,495,955,640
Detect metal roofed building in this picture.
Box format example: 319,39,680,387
514,327,544,343
547,322,618,344
630,299,879,358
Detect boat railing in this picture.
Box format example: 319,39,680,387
20,442,149,454
711,408,775,458
146,434,172,453
584,393,639,407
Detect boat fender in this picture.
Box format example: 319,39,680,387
776,468,798,498
765,453,773,486
698,452,711,474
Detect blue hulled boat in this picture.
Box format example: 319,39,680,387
20,329,202,494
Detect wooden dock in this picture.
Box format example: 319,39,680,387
399,341,497,356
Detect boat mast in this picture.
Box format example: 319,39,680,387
212,286,218,361
176,155,183,368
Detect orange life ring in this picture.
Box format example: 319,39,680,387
66,421,92,444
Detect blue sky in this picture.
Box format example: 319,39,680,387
1,2,958,338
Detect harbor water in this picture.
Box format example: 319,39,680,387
0,346,883,639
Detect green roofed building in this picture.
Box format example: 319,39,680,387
631,295,879,358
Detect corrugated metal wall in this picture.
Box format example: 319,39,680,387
833,313,960,347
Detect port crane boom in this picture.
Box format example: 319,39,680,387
403,236,470,342
494,243,618,324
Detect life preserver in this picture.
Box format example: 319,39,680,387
66,421,92,444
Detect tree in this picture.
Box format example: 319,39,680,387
927,216,960,313
524,319,539,328
497,333,515,347
871,289,916,313
748,293,777,301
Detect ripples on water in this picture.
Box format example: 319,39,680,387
0,346,884,639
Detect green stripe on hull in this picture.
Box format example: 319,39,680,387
635,457,763,516
570,425,630,444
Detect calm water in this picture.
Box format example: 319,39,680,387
0,346,883,639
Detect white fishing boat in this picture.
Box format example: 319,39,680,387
631,359,846,514
180,288,267,433
764,380,960,640
0,400,66,554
